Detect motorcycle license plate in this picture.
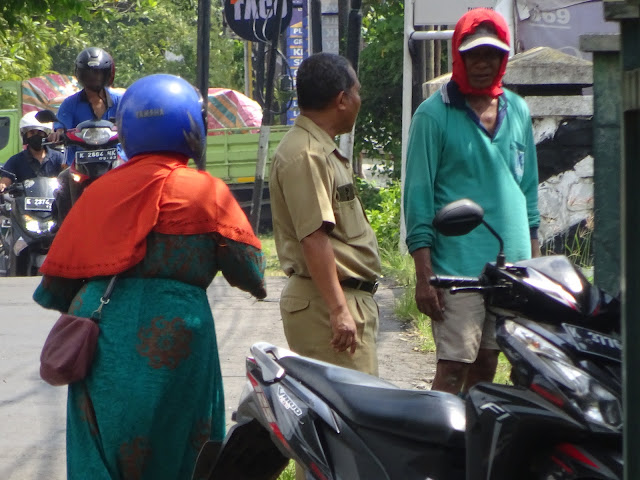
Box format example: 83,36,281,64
24,197,54,211
75,148,118,163
562,323,621,361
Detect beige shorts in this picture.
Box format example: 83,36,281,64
279,275,379,376
431,290,499,363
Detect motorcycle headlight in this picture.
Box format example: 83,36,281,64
46,177,60,189
23,215,41,233
551,361,622,429
79,127,112,145
505,320,622,431
22,215,51,234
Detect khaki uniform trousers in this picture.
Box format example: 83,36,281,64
280,274,379,376
280,275,379,480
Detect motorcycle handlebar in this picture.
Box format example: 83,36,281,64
429,276,482,289
0,168,17,182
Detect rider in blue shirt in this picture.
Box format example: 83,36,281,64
48,47,124,225
0,111,64,192
50,47,123,166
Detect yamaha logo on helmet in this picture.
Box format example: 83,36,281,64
136,109,164,118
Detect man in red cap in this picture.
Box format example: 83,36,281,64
404,9,540,395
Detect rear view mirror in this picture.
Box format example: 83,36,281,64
433,199,484,236
35,109,58,124
433,199,506,267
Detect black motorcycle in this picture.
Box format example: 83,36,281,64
194,199,622,480
432,199,622,480
0,168,58,276
35,110,121,226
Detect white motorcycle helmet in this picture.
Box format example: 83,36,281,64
19,111,53,138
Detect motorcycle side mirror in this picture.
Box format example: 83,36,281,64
433,199,506,268
433,199,484,236
35,109,59,125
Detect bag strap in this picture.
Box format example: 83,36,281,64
90,275,118,321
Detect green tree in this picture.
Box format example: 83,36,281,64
356,1,404,179
50,1,244,90
0,1,155,81
1,1,243,93
1,0,86,26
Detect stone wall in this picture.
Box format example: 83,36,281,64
533,118,593,249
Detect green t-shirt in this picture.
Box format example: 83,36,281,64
404,82,540,276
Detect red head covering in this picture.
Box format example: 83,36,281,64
451,8,510,98
41,153,261,279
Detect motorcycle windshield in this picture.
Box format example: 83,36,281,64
514,256,599,315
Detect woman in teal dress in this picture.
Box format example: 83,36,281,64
33,74,266,480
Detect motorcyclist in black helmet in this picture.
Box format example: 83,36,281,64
47,47,124,228
48,47,122,159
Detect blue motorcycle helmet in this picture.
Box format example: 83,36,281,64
116,74,206,163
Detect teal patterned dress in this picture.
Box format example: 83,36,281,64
34,232,265,480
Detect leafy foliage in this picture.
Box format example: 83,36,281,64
49,1,244,89
0,1,243,94
356,2,404,179
363,180,401,252
0,14,86,81
355,176,382,212
1,0,85,27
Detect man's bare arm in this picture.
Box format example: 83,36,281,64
301,227,357,354
411,247,445,322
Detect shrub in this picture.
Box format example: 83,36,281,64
362,180,401,252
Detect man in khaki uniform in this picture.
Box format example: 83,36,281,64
269,52,381,377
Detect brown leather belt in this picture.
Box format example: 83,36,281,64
340,278,379,294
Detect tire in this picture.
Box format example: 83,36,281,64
8,249,28,277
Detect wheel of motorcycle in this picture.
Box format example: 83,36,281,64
0,250,8,277
8,249,28,277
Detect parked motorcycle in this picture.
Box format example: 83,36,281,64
432,199,622,480
35,110,121,225
195,199,622,480
0,168,58,276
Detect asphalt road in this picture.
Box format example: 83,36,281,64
0,275,435,480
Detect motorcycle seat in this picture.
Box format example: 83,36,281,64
278,356,466,448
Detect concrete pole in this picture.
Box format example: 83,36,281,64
580,34,621,297
620,15,640,480
340,0,363,167
250,0,285,233
309,0,323,53
603,2,640,478
400,0,414,253
195,0,211,171
400,1,454,253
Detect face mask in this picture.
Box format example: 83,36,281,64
26,135,45,151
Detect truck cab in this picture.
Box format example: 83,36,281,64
0,110,20,167
0,81,21,167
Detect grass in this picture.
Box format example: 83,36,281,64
381,247,512,384
259,233,286,277
278,461,296,480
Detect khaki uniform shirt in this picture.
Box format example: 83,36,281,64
269,115,381,282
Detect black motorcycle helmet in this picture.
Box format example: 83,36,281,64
75,47,115,92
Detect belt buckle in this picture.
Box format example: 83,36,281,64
371,282,379,294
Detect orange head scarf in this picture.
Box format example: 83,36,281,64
451,8,510,98
41,153,261,279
